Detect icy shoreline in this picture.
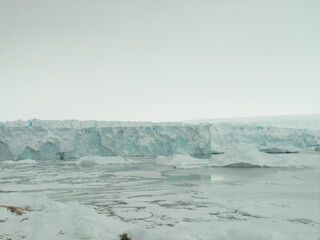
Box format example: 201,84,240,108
1,154,319,240
1,117,319,239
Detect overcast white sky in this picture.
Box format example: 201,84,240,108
1,0,319,122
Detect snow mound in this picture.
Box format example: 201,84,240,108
77,156,135,167
0,193,132,240
155,154,212,168
214,145,276,167
212,144,320,168
154,148,281,169
155,148,320,169
1,159,38,165
114,170,163,178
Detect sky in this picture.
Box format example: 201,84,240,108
0,0,319,122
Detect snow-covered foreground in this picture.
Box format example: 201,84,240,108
1,153,319,240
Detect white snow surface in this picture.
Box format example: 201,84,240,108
0,193,131,240
155,149,320,169
77,156,137,167
1,155,319,240
0,193,290,240
155,154,213,168
1,159,38,165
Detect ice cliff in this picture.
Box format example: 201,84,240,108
0,123,211,160
0,119,319,161
209,123,319,153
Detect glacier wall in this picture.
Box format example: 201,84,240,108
0,119,319,161
210,123,319,152
0,124,212,160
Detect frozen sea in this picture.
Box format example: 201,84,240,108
0,153,320,240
